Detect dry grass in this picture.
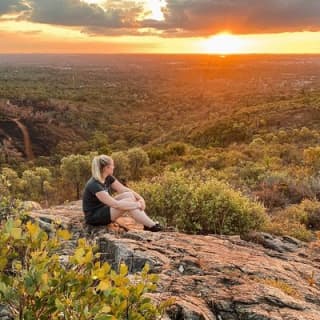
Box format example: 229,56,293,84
260,278,300,298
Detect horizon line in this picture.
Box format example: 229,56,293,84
1,52,320,55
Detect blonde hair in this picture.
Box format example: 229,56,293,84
92,155,113,183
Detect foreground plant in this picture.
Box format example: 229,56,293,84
0,219,171,319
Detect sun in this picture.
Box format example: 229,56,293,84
201,33,245,54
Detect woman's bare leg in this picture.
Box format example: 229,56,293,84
114,191,136,201
128,209,156,227
110,191,137,220
110,207,156,227
110,192,156,227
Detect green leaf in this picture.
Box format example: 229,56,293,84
0,257,8,271
57,229,71,240
119,264,128,276
11,227,22,239
55,298,65,311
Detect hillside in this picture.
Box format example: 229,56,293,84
0,54,319,160
1,55,320,243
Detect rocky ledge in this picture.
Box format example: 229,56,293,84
17,201,320,319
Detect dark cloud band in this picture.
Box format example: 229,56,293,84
1,0,320,36
0,0,29,15
142,0,320,36
27,0,143,28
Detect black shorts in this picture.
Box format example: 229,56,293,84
85,206,112,226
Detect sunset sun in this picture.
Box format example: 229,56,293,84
201,33,246,54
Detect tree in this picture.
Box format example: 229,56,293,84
60,154,91,199
1,167,23,197
21,167,53,203
127,148,149,180
111,151,130,181
89,130,111,155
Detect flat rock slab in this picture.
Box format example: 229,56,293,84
27,200,143,234
27,201,320,320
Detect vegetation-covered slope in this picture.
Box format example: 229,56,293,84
1,54,320,240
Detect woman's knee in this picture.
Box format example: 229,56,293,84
114,191,135,201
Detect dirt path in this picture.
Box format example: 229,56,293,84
12,118,35,161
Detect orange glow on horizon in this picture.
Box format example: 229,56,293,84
0,0,320,54
0,18,320,54
200,33,247,54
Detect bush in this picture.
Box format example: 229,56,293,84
183,179,267,235
192,120,252,147
0,197,25,223
0,173,10,198
1,168,23,198
111,151,130,181
254,171,313,209
263,205,314,242
166,142,188,157
147,147,168,164
303,146,320,173
134,170,268,235
133,171,192,227
0,219,170,319
238,162,266,187
300,199,320,230
0,175,25,222
127,148,150,180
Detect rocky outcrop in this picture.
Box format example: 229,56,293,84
24,201,320,320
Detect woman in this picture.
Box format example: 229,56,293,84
82,154,162,232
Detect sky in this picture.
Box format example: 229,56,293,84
0,0,320,54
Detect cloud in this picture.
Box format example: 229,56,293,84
0,0,29,15
1,0,320,37
22,0,143,28
82,27,159,37
142,0,320,36
17,29,42,35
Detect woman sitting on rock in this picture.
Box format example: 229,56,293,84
82,154,162,232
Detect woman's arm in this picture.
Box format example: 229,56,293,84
96,191,141,211
111,179,144,201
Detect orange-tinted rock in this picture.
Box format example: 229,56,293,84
28,201,320,320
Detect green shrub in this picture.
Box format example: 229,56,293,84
183,179,267,235
238,162,266,187
134,171,268,235
263,204,314,241
192,120,252,147
0,197,25,223
0,219,171,319
133,171,192,227
0,173,10,198
264,219,313,242
166,142,188,157
300,199,320,230
111,151,130,181
127,148,150,180
147,147,168,164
